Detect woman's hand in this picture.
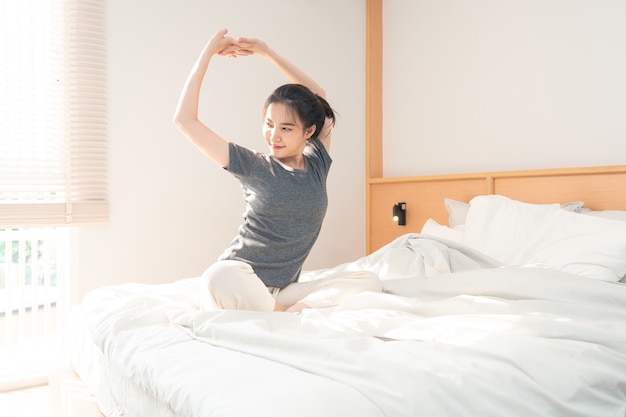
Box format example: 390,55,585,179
206,28,241,57
234,36,270,57
205,29,261,59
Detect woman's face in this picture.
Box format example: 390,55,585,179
263,102,314,168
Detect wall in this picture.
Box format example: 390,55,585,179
70,0,366,302
383,0,626,177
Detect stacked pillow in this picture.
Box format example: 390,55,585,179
421,195,626,282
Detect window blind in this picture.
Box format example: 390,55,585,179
0,0,108,227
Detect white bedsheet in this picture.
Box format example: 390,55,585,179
72,234,626,417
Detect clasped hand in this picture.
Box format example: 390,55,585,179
209,28,265,58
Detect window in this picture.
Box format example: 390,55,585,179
0,228,68,388
0,0,107,386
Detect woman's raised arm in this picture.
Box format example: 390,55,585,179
238,37,326,98
173,29,245,168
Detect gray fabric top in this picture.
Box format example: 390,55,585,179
218,138,332,288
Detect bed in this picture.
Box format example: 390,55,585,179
60,185,626,417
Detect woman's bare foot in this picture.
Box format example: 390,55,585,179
273,302,288,312
285,302,310,313
273,301,310,313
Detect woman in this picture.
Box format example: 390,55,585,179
174,29,381,313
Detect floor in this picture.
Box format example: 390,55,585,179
0,385,51,417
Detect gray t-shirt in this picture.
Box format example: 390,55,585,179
218,138,332,288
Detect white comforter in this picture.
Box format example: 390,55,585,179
73,234,626,417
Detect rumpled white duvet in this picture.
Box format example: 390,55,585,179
72,234,626,417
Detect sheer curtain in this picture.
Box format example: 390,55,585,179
0,0,108,227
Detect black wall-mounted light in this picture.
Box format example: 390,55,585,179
392,202,407,226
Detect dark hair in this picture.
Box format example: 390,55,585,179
263,84,336,139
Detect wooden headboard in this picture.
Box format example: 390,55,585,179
364,0,626,253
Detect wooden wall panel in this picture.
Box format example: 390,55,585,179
367,166,626,252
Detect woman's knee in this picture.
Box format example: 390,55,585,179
200,261,252,310
202,260,254,291
199,260,274,311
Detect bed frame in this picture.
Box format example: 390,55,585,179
364,0,626,252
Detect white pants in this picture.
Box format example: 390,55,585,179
199,260,382,312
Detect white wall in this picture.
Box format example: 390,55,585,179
70,0,366,302
383,0,626,177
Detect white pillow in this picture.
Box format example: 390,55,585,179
560,201,587,212
420,218,465,243
444,198,470,228
444,198,585,228
464,195,626,282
